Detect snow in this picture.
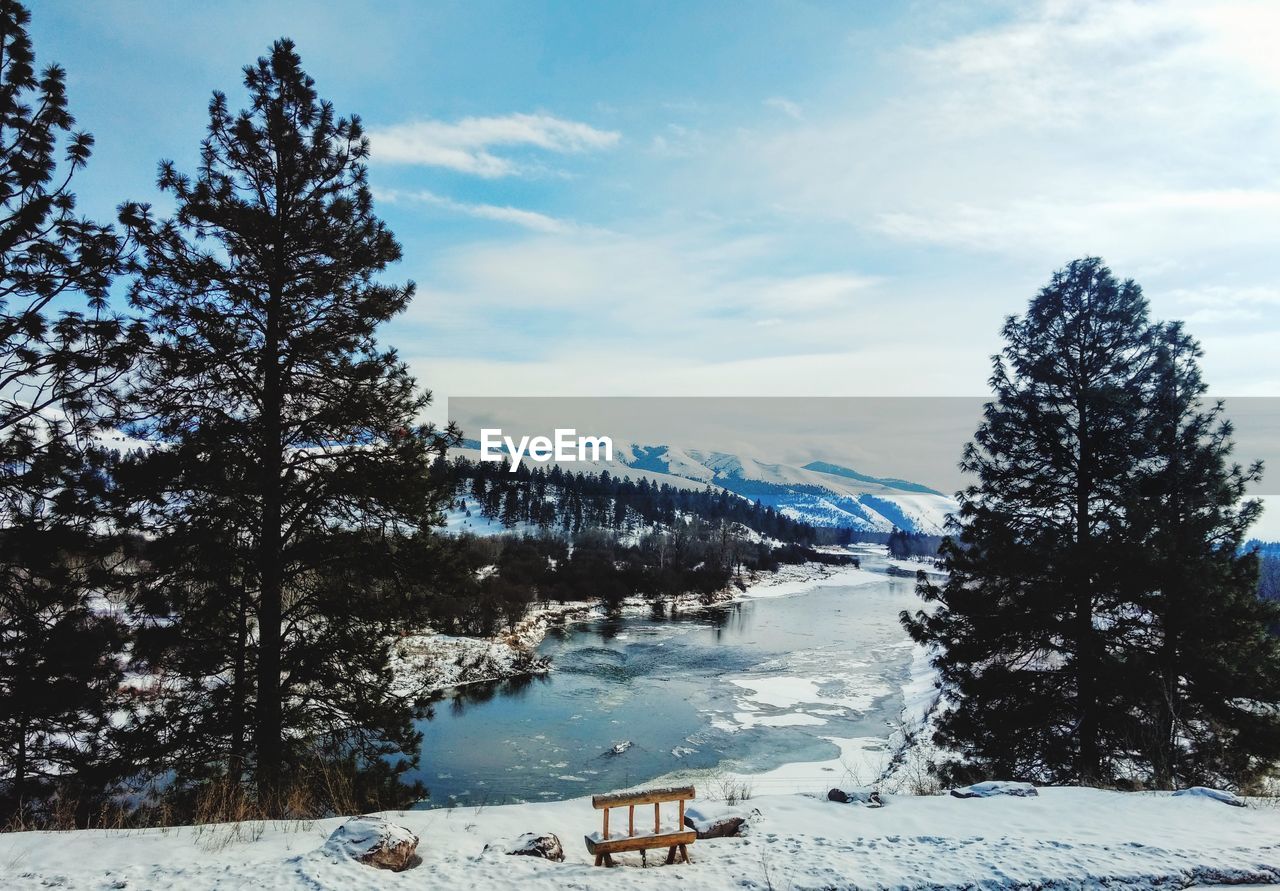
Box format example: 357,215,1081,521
950,781,1038,798
683,802,746,829
5,787,1280,889
735,561,883,599
1174,786,1247,807
322,816,418,861
388,628,551,698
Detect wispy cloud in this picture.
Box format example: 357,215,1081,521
764,97,803,120
369,113,620,177
376,188,573,233
713,1,1280,260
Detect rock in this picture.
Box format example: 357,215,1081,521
1171,786,1246,807
949,781,1038,799
503,832,565,861
689,815,746,838
324,816,420,871
684,803,758,838
827,787,884,807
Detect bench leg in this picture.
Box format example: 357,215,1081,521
679,843,690,863
604,853,615,867
594,853,603,867
666,845,677,865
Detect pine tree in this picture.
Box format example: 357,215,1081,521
119,39,456,809
903,258,1156,785
1122,323,1280,788
0,0,136,821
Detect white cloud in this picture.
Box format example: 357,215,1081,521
764,97,804,120
874,190,1280,258
1167,285,1280,327
369,113,620,177
376,188,573,234
636,0,1280,394
702,0,1280,262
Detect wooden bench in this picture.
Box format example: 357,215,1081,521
584,785,697,867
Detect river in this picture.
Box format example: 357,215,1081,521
408,547,932,807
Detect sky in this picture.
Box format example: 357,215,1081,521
35,1,1280,413
37,0,1280,404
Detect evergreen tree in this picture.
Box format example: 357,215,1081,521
119,40,456,809
903,258,1156,785
1122,323,1280,788
0,0,135,821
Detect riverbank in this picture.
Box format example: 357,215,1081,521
391,557,881,700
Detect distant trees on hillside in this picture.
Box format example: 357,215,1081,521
904,258,1280,791
444,456,817,544
886,529,939,560
1252,542,1280,604
413,525,855,638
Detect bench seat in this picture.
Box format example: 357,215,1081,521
585,829,697,856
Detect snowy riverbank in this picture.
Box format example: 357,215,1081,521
391,559,879,699
5,786,1279,889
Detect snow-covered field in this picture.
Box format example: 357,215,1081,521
4,786,1280,889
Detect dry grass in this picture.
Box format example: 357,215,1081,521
706,771,754,805
1,758,373,851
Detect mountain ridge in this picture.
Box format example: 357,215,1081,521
453,438,955,534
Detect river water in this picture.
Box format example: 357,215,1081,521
409,548,927,807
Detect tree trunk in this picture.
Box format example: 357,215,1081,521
228,583,249,786
14,716,27,817
254,277,285,806
1075,394,1100,785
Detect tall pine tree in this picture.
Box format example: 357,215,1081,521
906,259,1280,789
904,258,1156,785
119,39,456,810
0,0,136,822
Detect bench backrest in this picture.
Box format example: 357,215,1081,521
591,786,695,841
591,785,694,809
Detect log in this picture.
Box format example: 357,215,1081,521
585,830,697,856
591,786,695,809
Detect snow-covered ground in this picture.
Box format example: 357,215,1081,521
5,786,1280,889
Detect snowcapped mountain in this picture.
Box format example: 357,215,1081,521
617,444,955,534
454,439,956,534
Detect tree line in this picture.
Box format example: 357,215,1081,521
1251,541,1280,605
445,454,818,543
426,524,851,638
904,258,1280,791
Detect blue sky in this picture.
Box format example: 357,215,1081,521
36,0,1280,411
